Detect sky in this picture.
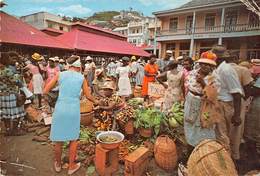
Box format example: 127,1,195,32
3,0,191,18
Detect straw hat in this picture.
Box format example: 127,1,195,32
59,59,65,63
32,53,43,61
131,56,137,61
49,57,55,62
166,50,173,54
86,56,93,61
251,59,260,66
95,69,103,76
197,51,217,66
101,81,115,90
176,56,184,61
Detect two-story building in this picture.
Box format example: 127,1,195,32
153,0,260,60
20,12,72,36
113,17,161,55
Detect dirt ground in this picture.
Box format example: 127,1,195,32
1,121,259,176
0,132,175,176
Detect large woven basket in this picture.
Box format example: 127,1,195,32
134,86,142,97
80,99,93,113
187,139,238,176
80,111,94,126
154,135,178,171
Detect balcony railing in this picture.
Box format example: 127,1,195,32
158,23,260,36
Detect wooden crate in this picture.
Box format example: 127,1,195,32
124,147,151,176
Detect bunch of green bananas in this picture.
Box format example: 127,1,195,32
168,102,184,127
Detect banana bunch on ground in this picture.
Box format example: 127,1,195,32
167,102,184,128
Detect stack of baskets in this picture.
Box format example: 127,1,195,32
80,99,94,126
154,135,178,172
187,139,238,176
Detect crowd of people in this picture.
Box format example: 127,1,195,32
1,44,260,173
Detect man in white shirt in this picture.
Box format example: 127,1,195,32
213,46,243,163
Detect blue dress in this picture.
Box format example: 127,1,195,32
50,71,84,142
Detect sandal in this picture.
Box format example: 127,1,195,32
68,162,81,175
54,161,62,173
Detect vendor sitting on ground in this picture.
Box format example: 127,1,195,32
94,81,125,130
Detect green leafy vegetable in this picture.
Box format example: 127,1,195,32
134,108,165,136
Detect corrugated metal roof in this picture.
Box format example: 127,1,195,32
56,28,150,57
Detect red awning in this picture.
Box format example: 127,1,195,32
56,28,150,57
0,11,71,50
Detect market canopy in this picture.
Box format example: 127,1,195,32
0,11,72,50
56,26,150,57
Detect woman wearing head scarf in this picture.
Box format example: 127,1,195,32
184,51,219,147
157,60,184,113
45,57,60,85
116,57,132,99
92,69,106,97
142,55,159,100
24,53,45,108
44,55,98,175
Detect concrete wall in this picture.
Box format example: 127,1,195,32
20,12,45,29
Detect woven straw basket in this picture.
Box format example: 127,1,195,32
80,99,93,113
187,139,238,176
154,135,178,171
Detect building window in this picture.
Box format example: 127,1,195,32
59,26,64,31
169,17,178,32
249,12,260,27
205,13,215,31
133,39,137,44
166,43,175,50
136,29,139,33
186,16,193,34
225,10,238,32
48,23,53,28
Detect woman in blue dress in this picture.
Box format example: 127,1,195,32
44,55,98,175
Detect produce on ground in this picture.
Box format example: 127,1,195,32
134,108,165,137
127,98,144,109
166,102,184,128
94,119,112,131
79,126,96,144
115,105,135,125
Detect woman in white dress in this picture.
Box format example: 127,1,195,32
116,57,132,99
